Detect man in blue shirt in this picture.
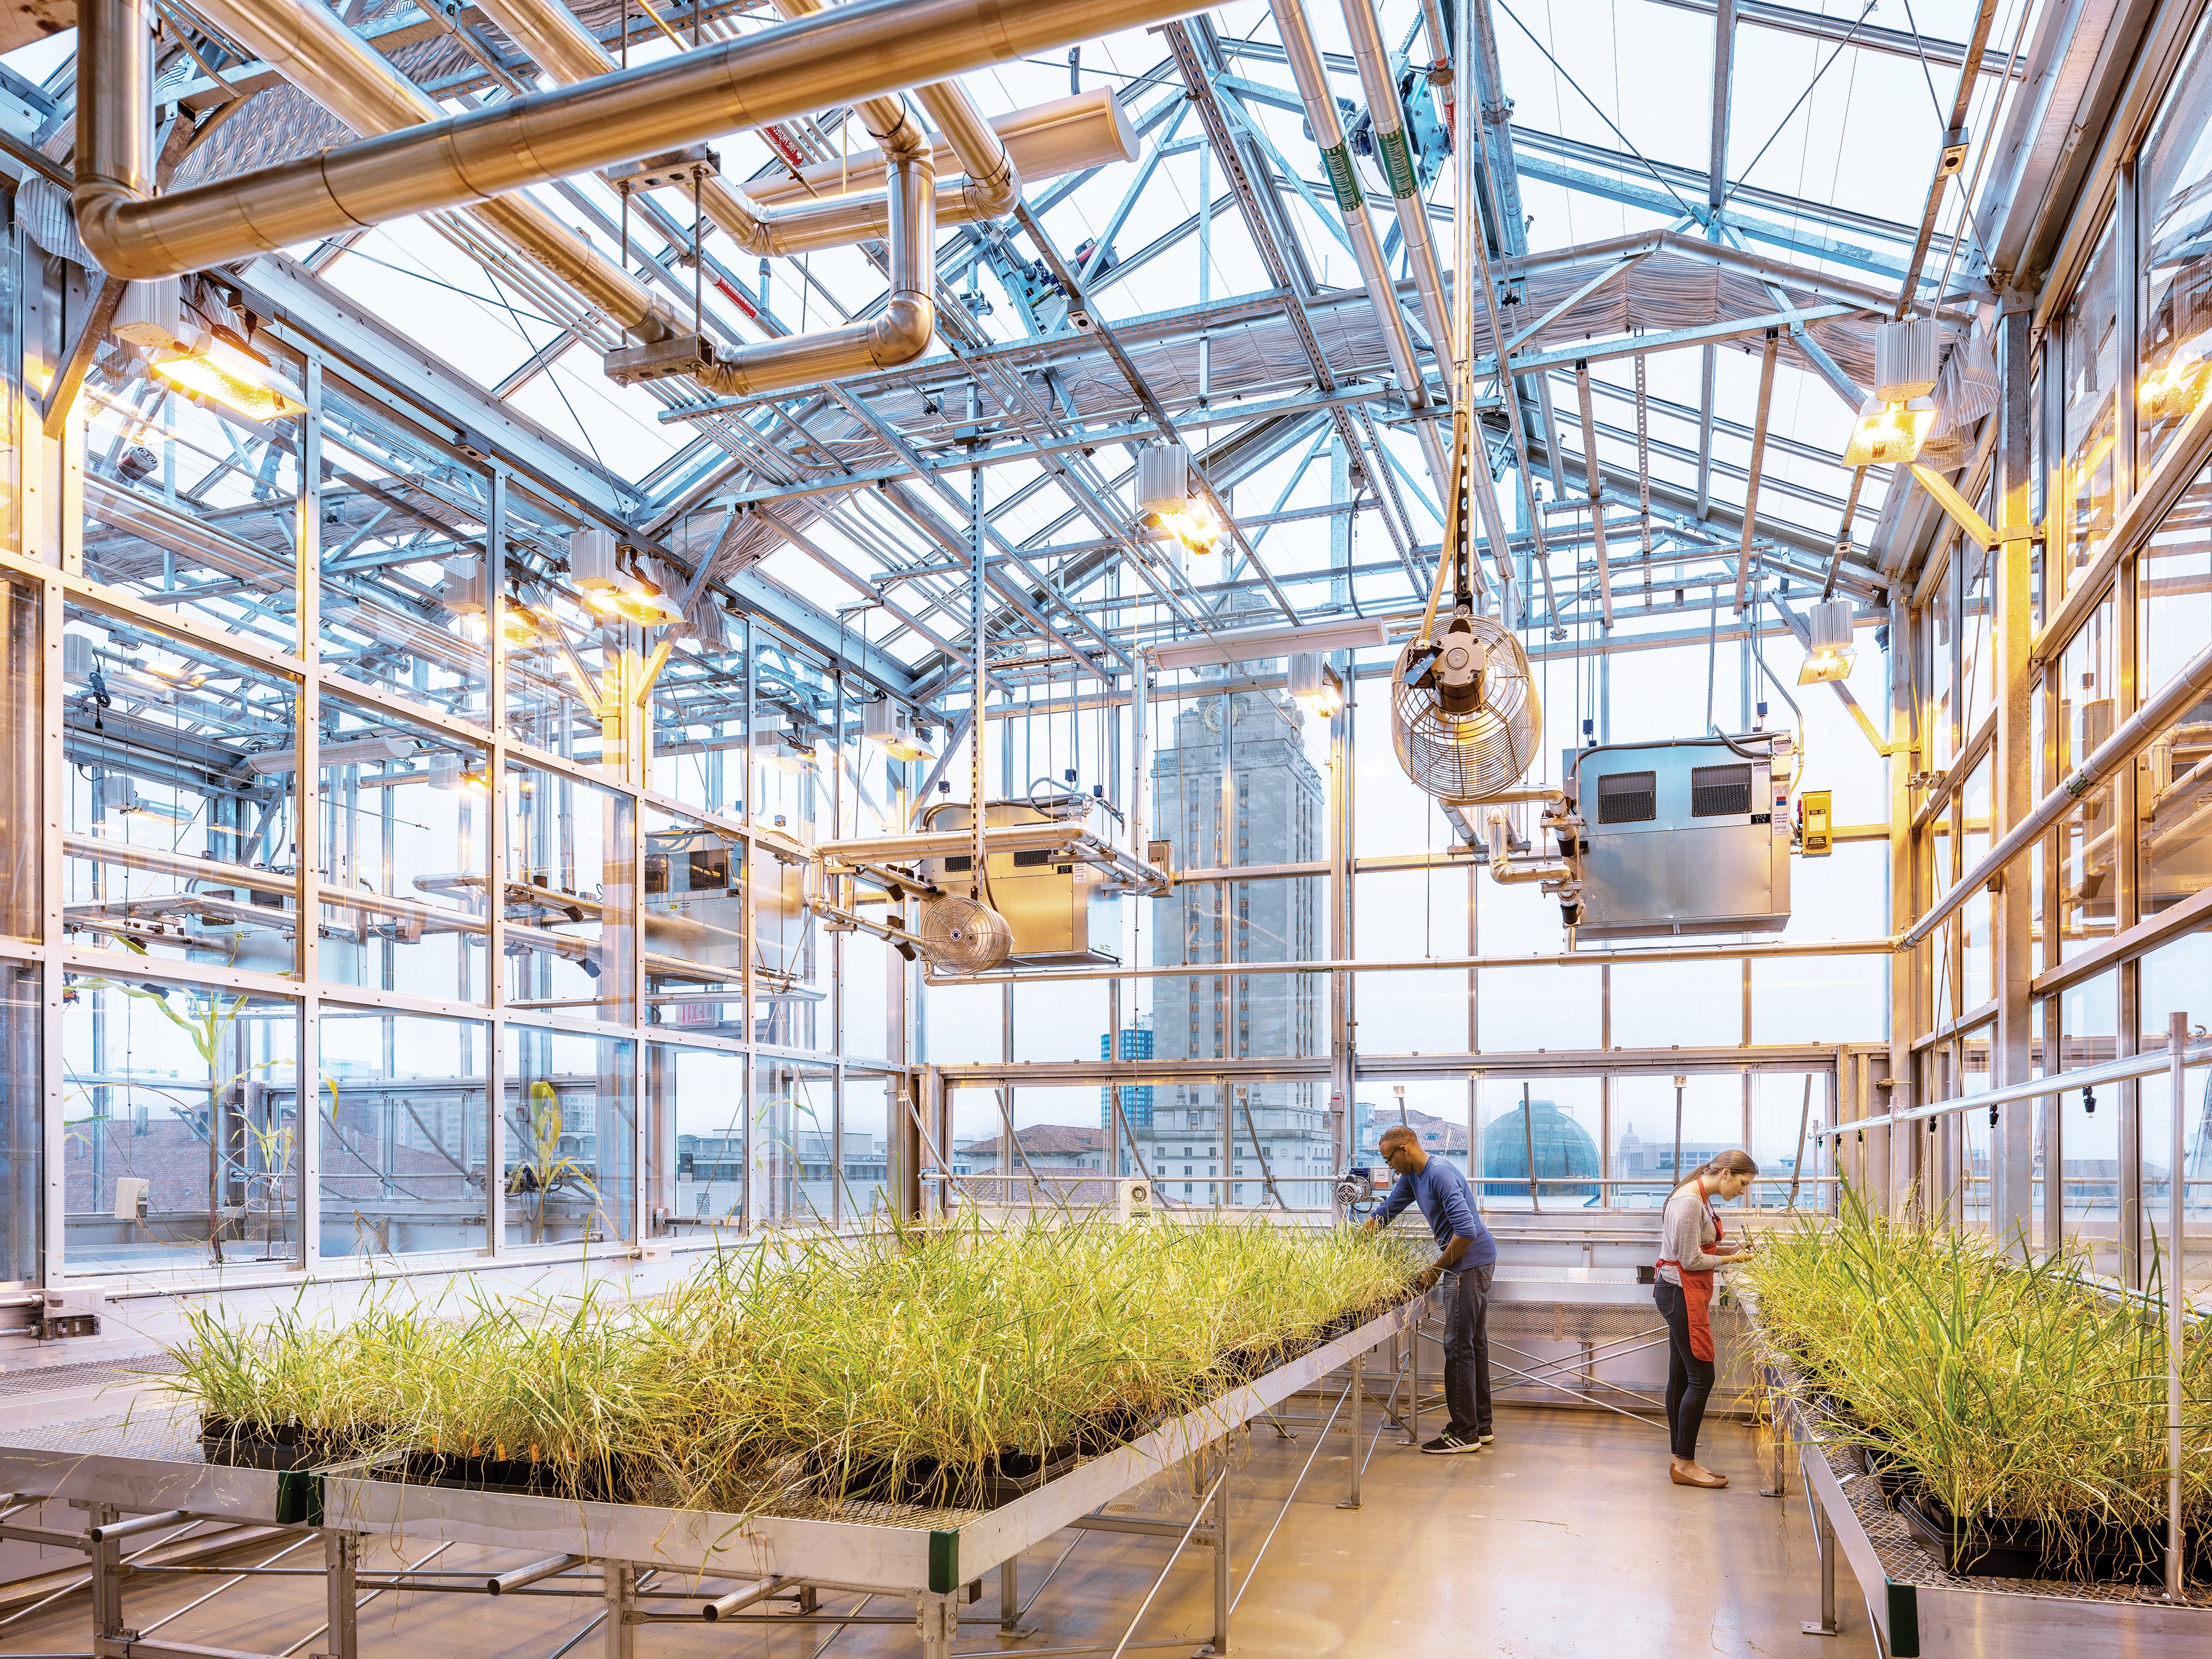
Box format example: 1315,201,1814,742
1363,1123,1498,1454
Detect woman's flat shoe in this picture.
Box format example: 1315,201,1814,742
1670,1465,1728,1488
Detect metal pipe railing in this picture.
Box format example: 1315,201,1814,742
1901,635,2212,949
1824,1039,2212,1140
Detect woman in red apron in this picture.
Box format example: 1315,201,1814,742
1654,1149,1759,1488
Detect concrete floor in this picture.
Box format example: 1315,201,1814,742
0,1399,1864,1659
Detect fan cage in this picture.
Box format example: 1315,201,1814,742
1389,620,1543,803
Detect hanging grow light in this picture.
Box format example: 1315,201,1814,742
1135,441,1224,553
1798,597,1857,685
1290,651,1344,716
150,334,307,422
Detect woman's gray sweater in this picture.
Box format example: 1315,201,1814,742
1657,1184,1730,1286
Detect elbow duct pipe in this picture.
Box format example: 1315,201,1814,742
767,0,1021,221
72,0,1201,282
690,151,936,394
1267,0,1451,490
472,0,1062,253
1336,0,1454,377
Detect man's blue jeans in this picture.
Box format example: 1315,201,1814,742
1441,1264,1494,1438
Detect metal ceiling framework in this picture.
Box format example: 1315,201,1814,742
9,0,2014,747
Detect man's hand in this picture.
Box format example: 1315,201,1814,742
1361,1217,1378,1235
1416,1265,1441,1293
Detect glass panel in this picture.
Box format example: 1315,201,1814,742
0,959,37,1285
659,1041,747,1236
1961,758,1993,1010
80,388,297,646
2139,10,2212,473
2139,485,2212,918
503,1024,633,1246
60,605,302,975
315,696,490,998
1612,959,1741,1049
1473,1077,1602,1211
1747,1072,1828,1212
314,1010,488,1258
747,1057,833,1228
313,384,491,721
641,805,747,1038
503,760,635,1022
2049,599,2120,954
2058,216,2120,597
1610,1073,1743,1209
841,1075,894,1223
1926,564,1957,769
0,576,36,944
1477,965,1600,1051
2139,933,2212,1294
62,975,297,1272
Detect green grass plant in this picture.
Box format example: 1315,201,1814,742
1747,1190,2211,1579
164,1214,1420,1515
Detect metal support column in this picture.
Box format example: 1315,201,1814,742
603,1561,635,1659
916,1590,959,1659
998,1551,1019,1631
324,1531,360,1659
87,1504,125,1642
1337,1350,1363,1509
1803,1488,1838,1637
1208,1464,1231,1656
1992,296,2037,1248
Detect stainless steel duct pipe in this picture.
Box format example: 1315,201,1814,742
72,0,1202,282
1266,0,1451,487
689,149,935,394
165,0,683,342
743,92,1134,209
768,0,1016,221
1337,0,1453,374
471,0,1113,253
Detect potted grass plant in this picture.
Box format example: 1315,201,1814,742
171,1214,1423,1515
1747,1191,2211,1585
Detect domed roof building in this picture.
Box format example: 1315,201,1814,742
1480,1099,1601,1204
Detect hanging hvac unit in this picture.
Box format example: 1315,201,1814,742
916,798,1123,967
1392,613,1543,801
1567,735,1795,941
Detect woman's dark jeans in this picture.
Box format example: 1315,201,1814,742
1653,1277,1714,1461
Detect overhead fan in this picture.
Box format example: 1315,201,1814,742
917,892,1014,973
1390,410,1543,803
1391,613,1542,802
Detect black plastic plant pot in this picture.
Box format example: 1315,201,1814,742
201,1416,359,1472
399,1450,649,1504
1898,1489,2208,1585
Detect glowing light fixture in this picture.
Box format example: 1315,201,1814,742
1798,597,1857,685
124,661,206,693
1155,497,1224,554
150,335,306,422
570,527,685,627
1842,394,1936,468
861,698,933,762
1290,651,1344,716
1135,440,1225,553
2139,333,2212,422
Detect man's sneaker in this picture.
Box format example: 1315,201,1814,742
1477,1430,1496,1445
1419,1432,1481,1455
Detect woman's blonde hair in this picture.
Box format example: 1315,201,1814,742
1671,1147,1759,1194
